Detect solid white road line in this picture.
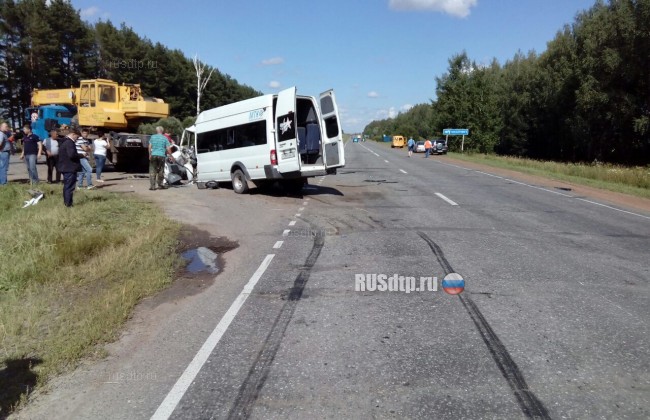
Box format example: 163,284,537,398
475,170,503,179
448,161,650,219
151,254,275,420
273,241,283,249
575,198,650,220
435,192,458,206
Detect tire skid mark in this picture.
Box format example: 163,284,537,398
417,231,551,420
226,233,325,419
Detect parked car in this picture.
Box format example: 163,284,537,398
432,139,448,155
415,140,425,153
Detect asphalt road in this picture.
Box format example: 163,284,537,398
12,142,650,419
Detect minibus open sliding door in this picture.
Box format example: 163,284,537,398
319,89,345,168
275,87,301,173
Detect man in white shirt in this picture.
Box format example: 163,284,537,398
44,129,61,183
93,134,110,183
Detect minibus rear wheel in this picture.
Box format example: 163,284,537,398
231,169,249,194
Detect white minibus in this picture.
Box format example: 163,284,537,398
184,87,345,193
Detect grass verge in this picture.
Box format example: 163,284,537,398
446,152,650,199
0,183,181,415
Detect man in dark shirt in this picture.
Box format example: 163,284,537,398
20,123,42,184
57,129,82,207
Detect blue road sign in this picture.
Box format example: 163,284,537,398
443,128,469,136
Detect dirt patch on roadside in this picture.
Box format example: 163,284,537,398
438,155,650,214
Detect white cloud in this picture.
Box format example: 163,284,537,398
261,57,284,66
269,81,281,89
388,0,477,18
367,91,380,98
401,104,414,112
80,6,100,19
375,107,399,120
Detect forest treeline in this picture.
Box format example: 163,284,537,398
364,0,649,165
0,0,261,128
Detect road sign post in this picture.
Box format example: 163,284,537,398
442,128,469,152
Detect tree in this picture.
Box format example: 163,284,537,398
193,55,214,117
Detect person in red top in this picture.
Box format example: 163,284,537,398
163,129,174,145
424,139,432,158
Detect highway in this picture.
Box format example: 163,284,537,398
16,141,650,419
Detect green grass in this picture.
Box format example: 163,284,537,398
0,183,181,414
446,152,650,199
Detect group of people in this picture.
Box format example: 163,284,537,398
407,137,435,158
0,122,111,207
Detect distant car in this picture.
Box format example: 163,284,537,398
432,139,448,155
352,137,359,143
415,141,425,153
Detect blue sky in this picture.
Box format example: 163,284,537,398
70,0,597,133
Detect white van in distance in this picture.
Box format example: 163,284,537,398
187,87,346,193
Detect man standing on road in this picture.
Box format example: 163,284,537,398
20,123,42,184
149,126,172,191
57,129,82,207
76,129,94,190
0,122,11,185
407,137,415,157
44,129,61,183
424,138,432,158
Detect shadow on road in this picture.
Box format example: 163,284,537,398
0,357,42,419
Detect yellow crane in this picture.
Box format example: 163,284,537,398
30,79,170,169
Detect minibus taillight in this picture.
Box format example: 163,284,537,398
270,150,277,165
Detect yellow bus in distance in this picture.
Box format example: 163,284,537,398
391,135,406,148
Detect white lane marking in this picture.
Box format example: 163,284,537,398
435,192,458,206
273,241,283,249
575,198,650,220
298,207,305,211
399,169,408,174
472,168,573,197
305,198,311,201
302,201,308,205
475,170,503,179
151,254,275,420
439,160,650,220
503,178,527,186
288,220,296,226
295,213,301,217
282,229,291,236
360,144,380,157
384,160,389,163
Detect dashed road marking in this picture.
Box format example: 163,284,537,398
273,241,283,249
435,192,458,206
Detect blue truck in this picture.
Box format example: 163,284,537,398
25,105,75,140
